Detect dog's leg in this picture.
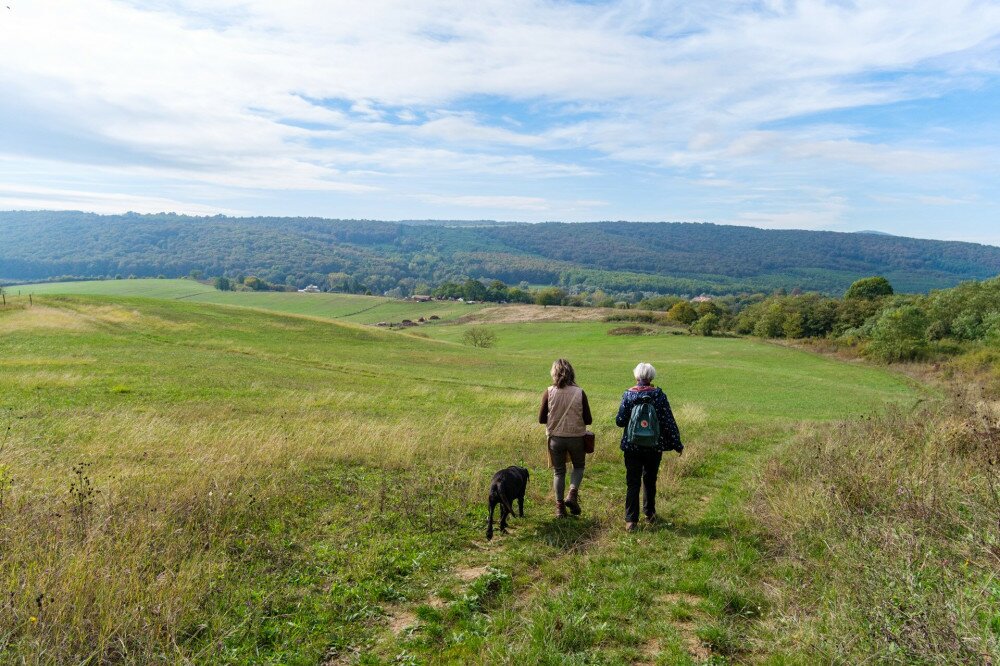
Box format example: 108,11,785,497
518,495,524,517
486,498,496,541
500,504,509,534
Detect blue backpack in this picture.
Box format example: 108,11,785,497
626,396,660,448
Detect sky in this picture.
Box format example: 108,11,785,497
1,1,999,244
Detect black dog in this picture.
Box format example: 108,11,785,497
486,466,529,540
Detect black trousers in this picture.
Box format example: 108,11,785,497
624,449,663,522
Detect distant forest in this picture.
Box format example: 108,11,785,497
2,211,999,297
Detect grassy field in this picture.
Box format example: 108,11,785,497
0,293,919,663
14,279,483,324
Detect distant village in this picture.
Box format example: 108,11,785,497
297,283,714,306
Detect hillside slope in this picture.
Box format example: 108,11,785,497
0,294,917,662
2,210,998,294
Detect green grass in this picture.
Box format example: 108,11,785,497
16,278,483,323
0,294,919,663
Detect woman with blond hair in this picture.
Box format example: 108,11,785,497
538,358,593,517
615,362,683,531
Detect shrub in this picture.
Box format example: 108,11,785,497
604,312,660,324
607,325,653,336
666,301,698,325
951,312,984,341
692,313,720,337
844,276,894,300
243,276,265,291
752,304,785,338
462,327,497,348
534,287,566,307
865,306,929,362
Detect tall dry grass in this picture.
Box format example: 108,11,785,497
753,384,1000,663
0,394,544,662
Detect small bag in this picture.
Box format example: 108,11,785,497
583,430,595,454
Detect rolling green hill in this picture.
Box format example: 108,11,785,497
3,210,998,296
0,293,918,663
17,278,483,324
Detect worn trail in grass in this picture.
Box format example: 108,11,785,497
0,295,918,663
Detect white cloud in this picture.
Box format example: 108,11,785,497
0,183,238,215
0,0,998,232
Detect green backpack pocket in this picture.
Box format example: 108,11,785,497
626,398,660,448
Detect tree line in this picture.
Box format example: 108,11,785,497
645,275,1000,364
5,211,1000,298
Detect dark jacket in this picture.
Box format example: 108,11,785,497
615,385,683,453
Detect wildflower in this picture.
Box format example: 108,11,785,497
29,616,37,623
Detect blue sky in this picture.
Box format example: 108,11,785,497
1,1,999,244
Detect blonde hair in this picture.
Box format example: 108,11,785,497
550,358,576,388
633,362,656,383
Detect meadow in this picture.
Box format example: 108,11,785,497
0,291,920,664
15,279,483,324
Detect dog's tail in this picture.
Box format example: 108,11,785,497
496,484,515,515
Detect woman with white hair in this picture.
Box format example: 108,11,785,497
615,362,683,531
539,358,593,517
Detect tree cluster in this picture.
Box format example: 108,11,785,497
727,276,1000,362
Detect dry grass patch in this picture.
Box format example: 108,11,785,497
0,306,93,333
674,403,708,426
458,304,617,324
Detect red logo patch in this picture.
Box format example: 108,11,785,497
640,420,649,428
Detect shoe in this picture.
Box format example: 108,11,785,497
625,521,637,532
555,500,568,518
565,487,581,515
645,513,657,524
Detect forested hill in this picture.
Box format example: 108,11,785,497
2,210,998,296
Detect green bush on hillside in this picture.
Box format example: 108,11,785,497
865,306,929,362
845,276,894,300
692,313,721,336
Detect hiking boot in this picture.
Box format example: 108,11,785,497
625,521,637,532
645,513,657,524
565,487,581,515
555,500,568,518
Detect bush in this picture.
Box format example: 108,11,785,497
604,312,660,324
866,306,929,362
692,313,720,337
607,325,654,336
845,276,893,300
753,304,785,338
534,287,566,306
462,327,497,348
666,301,698,325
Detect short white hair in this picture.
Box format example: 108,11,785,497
633,362,656,383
